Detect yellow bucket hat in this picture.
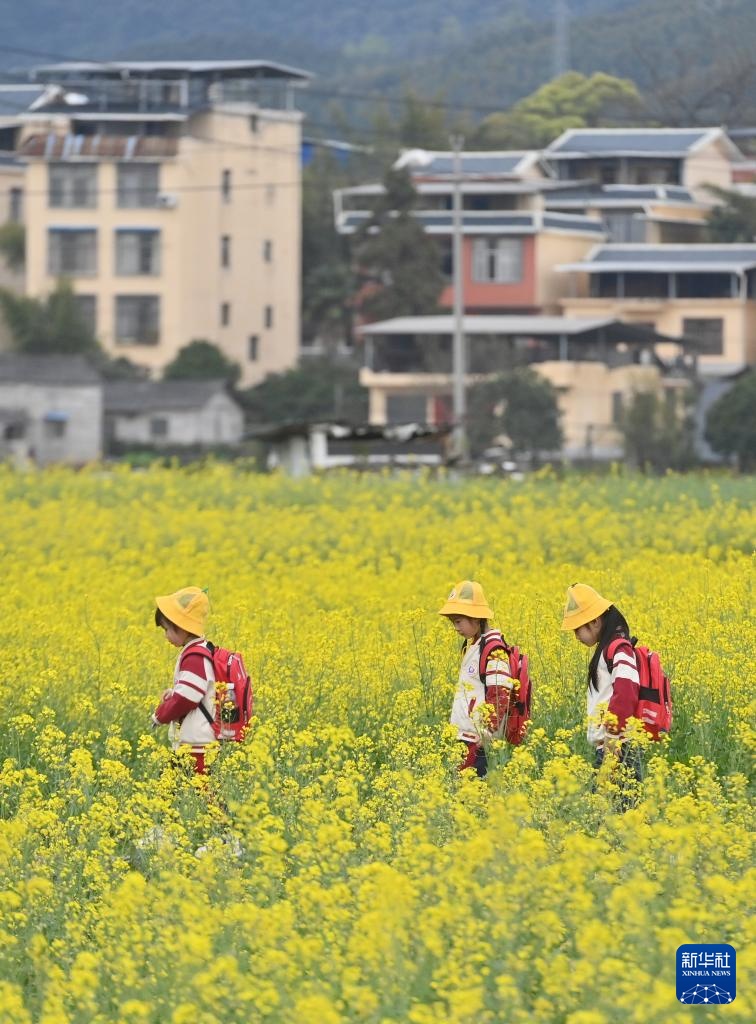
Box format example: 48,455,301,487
438,580,494,619
155,586,210,635
561,583,612,631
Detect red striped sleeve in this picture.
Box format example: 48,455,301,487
606,642,640,732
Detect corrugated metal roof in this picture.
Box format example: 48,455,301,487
18,133,179,159
0,354,101,385
339,210,604,236
32,60,312,81
546,128,716,157
359,315,617,336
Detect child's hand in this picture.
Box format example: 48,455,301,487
161,689,172,701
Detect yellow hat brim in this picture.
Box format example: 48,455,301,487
561,594,612,631
439,599,494,619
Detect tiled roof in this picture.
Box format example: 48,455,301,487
546,128,719,157
0,354,101,385
546,184,697,205
395,149,539,179
18,133,180,159
559,244,756,273
104,379,233,414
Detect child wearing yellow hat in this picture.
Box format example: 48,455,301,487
561,583,642,794
152,586,217,775
439,580,514,777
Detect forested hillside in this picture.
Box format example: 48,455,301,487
1,0,755,128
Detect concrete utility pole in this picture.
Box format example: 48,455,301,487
450,134,467,462
553,0,571,80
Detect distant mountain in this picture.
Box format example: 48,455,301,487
0,2,626,68
2,0,754,131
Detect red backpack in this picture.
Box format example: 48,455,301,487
186,642,254,742
479,632,532,745
606,638,672,740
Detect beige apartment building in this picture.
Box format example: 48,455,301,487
12,60,309,385
558,244,756,375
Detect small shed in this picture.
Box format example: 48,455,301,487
104,379,244,451
0,354,102,465
251,421,451,477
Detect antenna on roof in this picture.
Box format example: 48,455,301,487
553,0,571,80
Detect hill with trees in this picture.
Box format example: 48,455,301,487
3,1,755,133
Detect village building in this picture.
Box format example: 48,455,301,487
0,354,102,464
9,59,311,386
104,379,244,451
358,314,685,460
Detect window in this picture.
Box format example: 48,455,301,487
117,164,160,208
677,273,733,299
150,417,169,439
9,187,22,222
264,305,273,328
611,391,624,425
599,163,617,185
249,114,259,133
682,318,724,355
49,163,97,208
43,414,67,439
248,335,259,361
602,212,646,244
222,169,232,202
471,238,523,284
115,296,160,346
386,394,428,425
221,302,231,326
48,229,97,275
115,230,160,275
263,239,272,263
73,295,97,336
221,235,231,268
623,273,668,299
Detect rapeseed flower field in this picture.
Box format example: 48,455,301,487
0,464,753,1023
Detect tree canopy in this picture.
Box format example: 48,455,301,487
0,280,100,357
354,166,445,323
467,367,563,459
162,340,241,385
704,371,756,471
473,72,642,149
240,357,368,425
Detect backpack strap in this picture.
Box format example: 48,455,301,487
478,631,509,681
605,635,634,672
181,640,216,726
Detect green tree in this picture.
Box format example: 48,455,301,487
163,340,241,385
705,186,756,243
704,371,756,471
467,367,563,460
474,71,642,149
240,358,368,425
0,280,100,356
354,165,445,322
620,388,696,472
0,223,25,271
302,151,355,352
